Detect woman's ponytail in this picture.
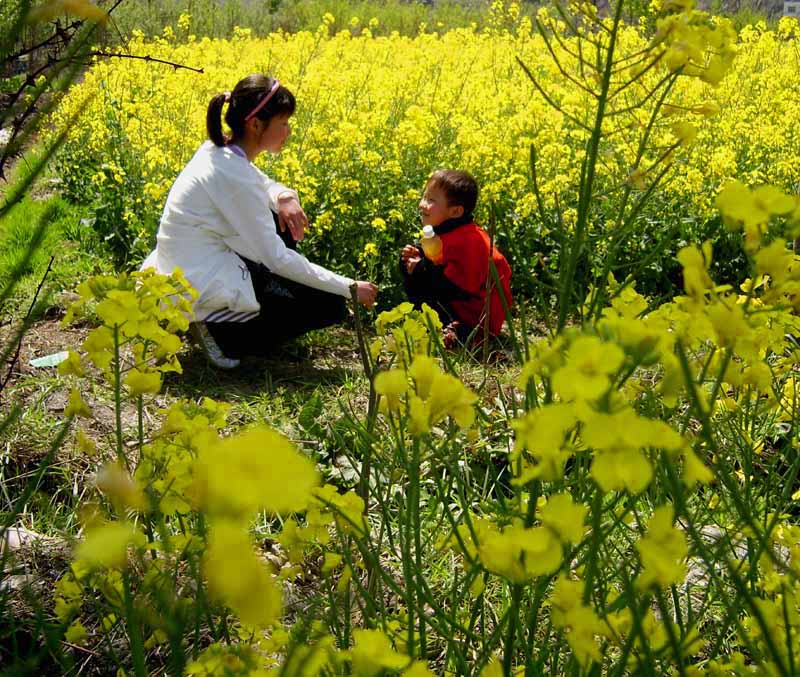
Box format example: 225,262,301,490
206,93,228,146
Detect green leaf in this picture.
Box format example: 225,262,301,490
298,391,323,432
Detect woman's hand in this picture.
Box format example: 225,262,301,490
355,281,378,309
276,195,308,242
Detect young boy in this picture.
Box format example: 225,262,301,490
400,169,512,346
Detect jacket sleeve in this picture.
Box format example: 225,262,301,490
265,179,299,211
409,256,474,302
215,174,353,297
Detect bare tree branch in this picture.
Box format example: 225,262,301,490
83,51,204,73
0,255,54,397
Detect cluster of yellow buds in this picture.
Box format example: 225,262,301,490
60,268,197,399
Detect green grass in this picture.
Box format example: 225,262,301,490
108,0,491,40
0,195,108,319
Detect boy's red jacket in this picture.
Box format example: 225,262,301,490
437,220,513,336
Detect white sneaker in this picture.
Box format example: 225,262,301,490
189,321,240,370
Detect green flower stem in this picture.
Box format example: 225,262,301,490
193,517,220,644
411,438,427,657
607,593,656,677
135,393,159,561
499,481,543,675
123,569,147,677
326,582,344,647
669,585,685,634
502,583,523,675
582,487,604,605
112,324,127,471
349,283,377,507
676,341,783,569
660,461,774,670
430,472,475,567
522,577,549,670
782,592,796,673
535,19,597,98
340,518,481,647
653,588,685,673
343,574,352,650
490,259,523,363
588,145,679,319
136,394,144,455
403,495,416,655
457,568,487,666
555,0,625,332
444,566,462,671
482,209,498,366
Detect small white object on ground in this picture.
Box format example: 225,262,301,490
30,351,70,368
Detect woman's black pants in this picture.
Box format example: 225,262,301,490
206,221,347,358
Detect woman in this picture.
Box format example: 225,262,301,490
142,74,378,368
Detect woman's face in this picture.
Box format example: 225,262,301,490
258,113,292,154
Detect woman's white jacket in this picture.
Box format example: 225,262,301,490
142,141,353,321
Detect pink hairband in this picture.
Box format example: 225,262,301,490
244,80,280,121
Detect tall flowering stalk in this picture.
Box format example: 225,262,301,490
518,0,737,328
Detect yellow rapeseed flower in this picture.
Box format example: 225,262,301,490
203,520,281,628
374,369,409,412
478,524,561,583
64,620,88,646
95,290,141,333
539,493,588,544
591,447,653,494
426,371,478,429
57,351,84,377
551,336,625,402
65,388,92,418
550,576,606,665
635,505,688,589
75,521,137,570
124,368,162,396
193,427,320,518
82,327,114,370
350,629,409,675
96,462,147,511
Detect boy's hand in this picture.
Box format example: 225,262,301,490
405,255,421,273
401,244,418,264
401,244,422,273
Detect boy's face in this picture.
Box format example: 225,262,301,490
419,182,464,227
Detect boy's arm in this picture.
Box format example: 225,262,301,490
410,258,474,301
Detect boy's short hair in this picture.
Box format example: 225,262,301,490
427,169,478,215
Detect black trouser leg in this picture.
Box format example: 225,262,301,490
206,223,347,358
207,269,347,358
400,260,459,327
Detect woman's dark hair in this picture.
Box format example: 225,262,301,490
427,169,479,215
206,74,296,146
